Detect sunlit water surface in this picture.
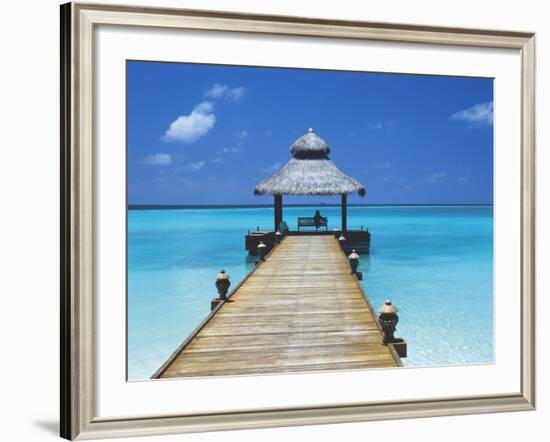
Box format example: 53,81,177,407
128,206,493,380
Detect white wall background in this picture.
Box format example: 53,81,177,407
0,0,546,441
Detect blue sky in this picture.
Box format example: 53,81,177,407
128,61,493,205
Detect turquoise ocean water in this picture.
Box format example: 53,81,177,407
128,205,493,380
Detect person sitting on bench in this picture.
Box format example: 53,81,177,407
297,214,328,231
313,210,323,231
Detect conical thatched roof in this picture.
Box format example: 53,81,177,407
254,128,366,196
290,129,330,157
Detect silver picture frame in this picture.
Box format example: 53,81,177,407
60,2,536,439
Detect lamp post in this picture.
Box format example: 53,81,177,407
257,241,267,260
338,234,346,251
215,270,230,300
348,249,360,274
378,300,407,357
211,269,231,310
380,299,402,342
275,230,282,244
378,300,399,344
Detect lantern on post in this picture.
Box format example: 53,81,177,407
215,270,230,300
378,300,399,344
338,234,346,251
211,269,231,311
257,241,267,260
378,300,407,357
348,249,360,274
275,230,282,244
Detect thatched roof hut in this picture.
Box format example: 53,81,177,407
254,128,366,232
254,128,366,196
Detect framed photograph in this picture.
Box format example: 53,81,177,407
60,2,536,440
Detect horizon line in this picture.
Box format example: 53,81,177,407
128,203,494,210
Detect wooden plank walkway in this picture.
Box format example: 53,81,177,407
155,235,400,379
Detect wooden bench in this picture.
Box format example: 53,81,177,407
298,216,328,231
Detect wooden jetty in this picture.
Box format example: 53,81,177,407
153,235,401,379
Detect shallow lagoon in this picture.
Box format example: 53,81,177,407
128,205,493,380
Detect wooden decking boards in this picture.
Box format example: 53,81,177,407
155,235,400,379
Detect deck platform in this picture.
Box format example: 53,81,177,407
154,235,400,379
245,229,371,255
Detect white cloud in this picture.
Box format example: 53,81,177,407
162,101,216,143
142,153,172,165
457,176,469,183
222,146,244,154
227,87,246,101
210,157,223,163
220,129,249,154
236,130,248,140
205,84,246,101
364,162,391,175
382,175,394,182
261,162,282,174
205,84,228,98
193,101,213,113
451,101,493,126
425,172,448,183
367,120,394,131
184,160,205,172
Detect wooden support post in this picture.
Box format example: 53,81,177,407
211,298,223,311
341,193,347,233
274,194,282,231
273,195,277,231
280,194,283,231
